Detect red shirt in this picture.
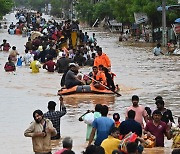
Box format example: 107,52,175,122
114,121,120,128
43,60,56,72
2,43,10,51
145,120,168,147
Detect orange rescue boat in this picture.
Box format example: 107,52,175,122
58,85,118,96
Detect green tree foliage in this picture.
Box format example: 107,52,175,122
93,1,113,20
75,0,94,24
50,0,63,17
14,0,64,18
0,0,14,19
76,0,113,25
28,0,46,11
109,0,132,23
14,0,28,7
166,0,179,24
75,0,179,26
61,0,73,19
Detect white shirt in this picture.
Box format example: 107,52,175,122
22,53,33,66
153,47,161,56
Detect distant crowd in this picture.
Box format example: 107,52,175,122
1,10,116,92
0,9,100,70
0,10,111,73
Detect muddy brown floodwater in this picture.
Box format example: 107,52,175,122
0,12,179,154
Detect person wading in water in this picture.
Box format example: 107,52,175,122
24,109,57,154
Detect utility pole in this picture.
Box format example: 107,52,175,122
162,0,167,46
70,0,73,20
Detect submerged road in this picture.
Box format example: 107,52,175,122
0,12,179,154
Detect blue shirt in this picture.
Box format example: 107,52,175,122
120,119,142,137
92,116,114,146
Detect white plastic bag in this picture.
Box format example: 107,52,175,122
83,112,94,125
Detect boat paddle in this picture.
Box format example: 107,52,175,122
59,95,63,135
59,95,63,112
80,72,122,97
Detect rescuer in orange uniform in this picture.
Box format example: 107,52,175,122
94,47,111,70
91,66,107,89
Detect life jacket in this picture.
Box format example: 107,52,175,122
115,121,121,128
94,53,111,68
92,71,106,85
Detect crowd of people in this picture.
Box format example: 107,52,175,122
24,95,180,154
1,10,100,68
1,10,116,92
1,10,180,154
152,40,178,56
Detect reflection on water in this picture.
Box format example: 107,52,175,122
63,94,115,106
143,147,172,154
0,12,180,154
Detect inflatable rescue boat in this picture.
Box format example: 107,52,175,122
58,85,117,96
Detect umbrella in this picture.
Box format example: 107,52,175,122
31,31,42,40
175,18,180,23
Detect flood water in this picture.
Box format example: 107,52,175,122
0,12,179,154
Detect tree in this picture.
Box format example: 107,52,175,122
109,0,132,24
61,0,73,19
28,0,46,11
14,0,28,7
50,0,63,17
109,0,178,26
0,0,14,19
93,1,113,21
75,0,95,25
165,0,179,25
